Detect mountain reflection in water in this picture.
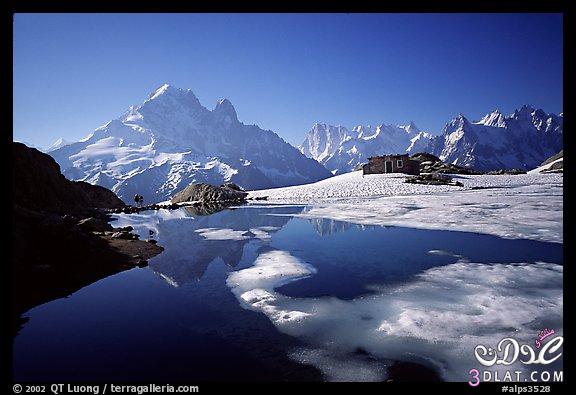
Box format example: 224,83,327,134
115,204,561,298
138,205,304,286
14,204,562,382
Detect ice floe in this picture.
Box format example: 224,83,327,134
227,256,563,382
227,250,317,324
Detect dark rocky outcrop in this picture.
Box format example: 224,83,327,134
13,142,124,215
542,161,563,173
247,196,268,201
77,217,114,232
485,169,527,175
541,149,563,167
110,202,180,214
405,173,464,187
539,149,563,173
410,152,480,175
12,143,163,333
409,152,440,163
171,182,248,204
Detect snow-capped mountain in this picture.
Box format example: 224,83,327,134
49,84,331,203
300,105,563,174
47,137,71,152
428,106,563,171
299,122,433,174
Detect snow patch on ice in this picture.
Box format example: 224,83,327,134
227,257,563,381
227,250,317,325
249,171,563,243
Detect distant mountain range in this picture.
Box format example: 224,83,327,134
299,105,563,174
45,84,562,202
48,84,331,204
299,122,433,174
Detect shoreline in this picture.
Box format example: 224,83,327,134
13,208,164,336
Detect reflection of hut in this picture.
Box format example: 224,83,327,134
362,154,420,175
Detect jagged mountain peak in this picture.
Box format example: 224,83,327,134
300,120,434,174
48,84,331,203
445,114,471,131
312,122,347,130
302,105,562,175
432,106,562,170
477,109,506,127
143,83,202,108
47,137,71,152
213,98,238,123
148,83,176,99
512,104,536,119
399,121,421,134
148,82,195,96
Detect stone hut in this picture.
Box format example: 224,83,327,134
362,154,420,175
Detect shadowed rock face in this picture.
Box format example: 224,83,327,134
545,161,563,172
410,152,480,175
171,182,248,204
12,142,162,334
541,150,563,166
404,173,464,187
13,142,124,215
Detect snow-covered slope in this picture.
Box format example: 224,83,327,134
249,169,563,203
46,137,71,152
248,170,563,243
49,84,331,204
528,149,563,174
528,157,563,174
299,122,433,174
428,106,563,171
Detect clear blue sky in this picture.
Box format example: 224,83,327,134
13,13,563,149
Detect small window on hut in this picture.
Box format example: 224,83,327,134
397,159,403,168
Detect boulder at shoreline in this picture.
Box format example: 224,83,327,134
171,182,248,204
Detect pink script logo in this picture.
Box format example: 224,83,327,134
535,328,555,349
473,330,563,367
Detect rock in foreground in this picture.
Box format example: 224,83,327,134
12,142,164,332
171,182,248,204
410,152,480,175
13,142,124,215
539,150,563,173
485,169,527,175
405,173,464,187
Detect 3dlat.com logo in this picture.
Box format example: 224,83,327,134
468,329,563,387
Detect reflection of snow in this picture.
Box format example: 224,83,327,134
228,257,563,382
112,206,303,286
195,228,251,241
